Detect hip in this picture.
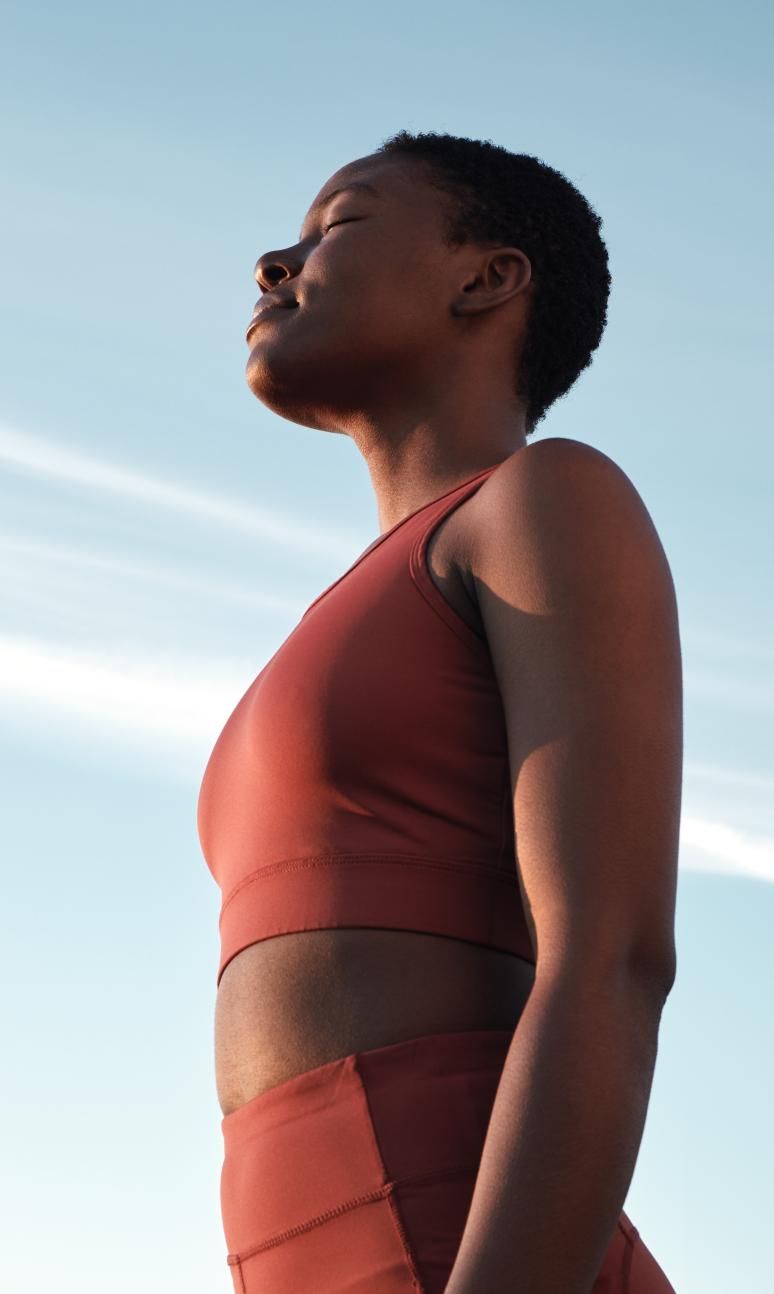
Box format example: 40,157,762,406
218,1025,676,1294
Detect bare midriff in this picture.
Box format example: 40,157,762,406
215,929,536,1116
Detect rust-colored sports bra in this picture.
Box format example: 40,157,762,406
197,460,535,986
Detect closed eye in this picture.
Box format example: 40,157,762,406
323,217,359,233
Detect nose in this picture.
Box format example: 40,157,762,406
254,252,297,292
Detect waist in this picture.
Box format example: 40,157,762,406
215,927,536,1117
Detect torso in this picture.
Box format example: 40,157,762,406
215,489,535,1117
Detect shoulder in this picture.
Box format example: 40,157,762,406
466,435,674,616
477,435,649,530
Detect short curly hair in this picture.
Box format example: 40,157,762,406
373,129,611,437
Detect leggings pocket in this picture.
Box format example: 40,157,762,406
226,1186,422,1293
220,1051,427,1293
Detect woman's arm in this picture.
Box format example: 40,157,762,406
445,437,682,1294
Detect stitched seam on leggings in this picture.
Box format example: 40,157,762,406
353,1056,428,1293
382,1159,482,1293
385,1188,424,1292
621,1223,640,1293
226,1157,484,1264
226,1160,482,1265
228,1183,395,1263
225,1255,247,1293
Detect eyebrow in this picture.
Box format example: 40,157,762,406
299,182,381,240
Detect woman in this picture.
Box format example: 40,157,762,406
197,130,682,1293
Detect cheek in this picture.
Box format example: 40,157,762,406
309,241,443,357
354,259,437,337
316,240,413,318
315,274,406,349
341,297,429,362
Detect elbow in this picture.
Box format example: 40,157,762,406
626,935,677,1006
537,937,677,1012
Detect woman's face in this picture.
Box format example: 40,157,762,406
245,154,471,433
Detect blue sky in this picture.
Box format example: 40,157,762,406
1,2,772,1290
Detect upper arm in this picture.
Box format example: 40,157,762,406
471,437,682,991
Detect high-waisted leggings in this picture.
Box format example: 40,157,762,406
220,1027,677,1293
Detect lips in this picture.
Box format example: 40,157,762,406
246,294,298,342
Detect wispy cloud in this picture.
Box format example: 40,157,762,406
684,759,774,797
679,815,774,883
1,631,772,883
0,530,307,616
0,632,253,747
0,421,360,561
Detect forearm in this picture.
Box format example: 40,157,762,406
444,963,667,1294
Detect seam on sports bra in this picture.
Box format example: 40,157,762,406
301,462,500,621
408,470,498,654
219,851,521,918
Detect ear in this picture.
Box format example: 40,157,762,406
452,248,532,318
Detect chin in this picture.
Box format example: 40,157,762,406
244,338,357,433
243,354,331,432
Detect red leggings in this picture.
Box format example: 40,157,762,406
220,1028,676,1293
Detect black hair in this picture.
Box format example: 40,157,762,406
374,130,611,436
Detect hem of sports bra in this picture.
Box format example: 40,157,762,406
215,852,535,985
219,851,520,919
